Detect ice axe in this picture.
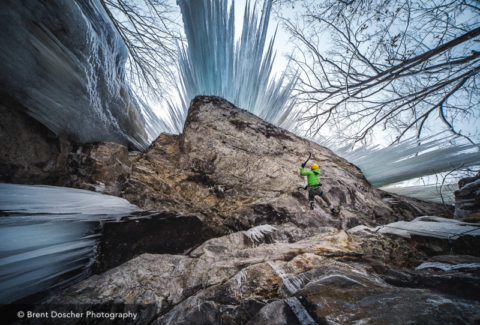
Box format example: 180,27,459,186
298,152,312,191
301,152,312,168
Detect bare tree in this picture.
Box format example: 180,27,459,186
100,0,182,100
281,0,480,144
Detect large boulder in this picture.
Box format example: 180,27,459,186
67,96,451,234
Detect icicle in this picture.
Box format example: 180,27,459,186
333,133,480,203
0,0,161,150
173,0,297,133
382,183,458,204
0,183,140,216
267,260,304,295
0,183,140,304
416,262,480,271
336,134,480,188
234,270,247,298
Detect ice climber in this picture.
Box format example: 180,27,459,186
299,163,338,214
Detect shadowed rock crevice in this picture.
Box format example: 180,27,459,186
93,212,216,273
0,100,73,185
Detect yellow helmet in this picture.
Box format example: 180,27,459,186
311,164,319,170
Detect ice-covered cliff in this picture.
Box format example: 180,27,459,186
0,0,160,150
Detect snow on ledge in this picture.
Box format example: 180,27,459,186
350,216,480,240
416,262,480,271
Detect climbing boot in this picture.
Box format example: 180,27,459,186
310,201,314,210
329,205,339,215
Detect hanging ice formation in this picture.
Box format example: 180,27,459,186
172,0,297,132
336,134,480,202
0,0,165,150
0,183,140,305
380,183,459,205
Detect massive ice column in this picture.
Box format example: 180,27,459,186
337,135,480,188
173,0,297,132
0,0,163,150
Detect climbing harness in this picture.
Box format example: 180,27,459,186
297,184,322,191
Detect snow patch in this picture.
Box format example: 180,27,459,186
376,216,480,240
416,262,480,271
243,225,277,243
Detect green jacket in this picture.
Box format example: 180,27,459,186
300,167,321,186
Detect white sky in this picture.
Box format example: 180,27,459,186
159,0,479,148
151,0,478,191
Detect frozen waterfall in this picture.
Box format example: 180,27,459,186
336,134,480,202
0,0,164,150
0,183,140,305
172,0,297,132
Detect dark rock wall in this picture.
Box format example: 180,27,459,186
93,212,216,273
455,174,480,219
0,102,71,184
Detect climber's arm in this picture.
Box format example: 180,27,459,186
300,167,312,176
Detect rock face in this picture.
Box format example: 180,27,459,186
455,174,480,219
0,103,72,184
7,96,478,324
41,225,480,324
65,96,451,235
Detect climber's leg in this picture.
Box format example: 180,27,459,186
308,189,315,210
322,193,338,215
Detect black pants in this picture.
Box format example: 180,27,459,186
308,187,332,207
308,188,323,201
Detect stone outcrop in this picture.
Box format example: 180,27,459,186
65,96,451,235
455,174,480,219
0,103,72,184
39,224,480,324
